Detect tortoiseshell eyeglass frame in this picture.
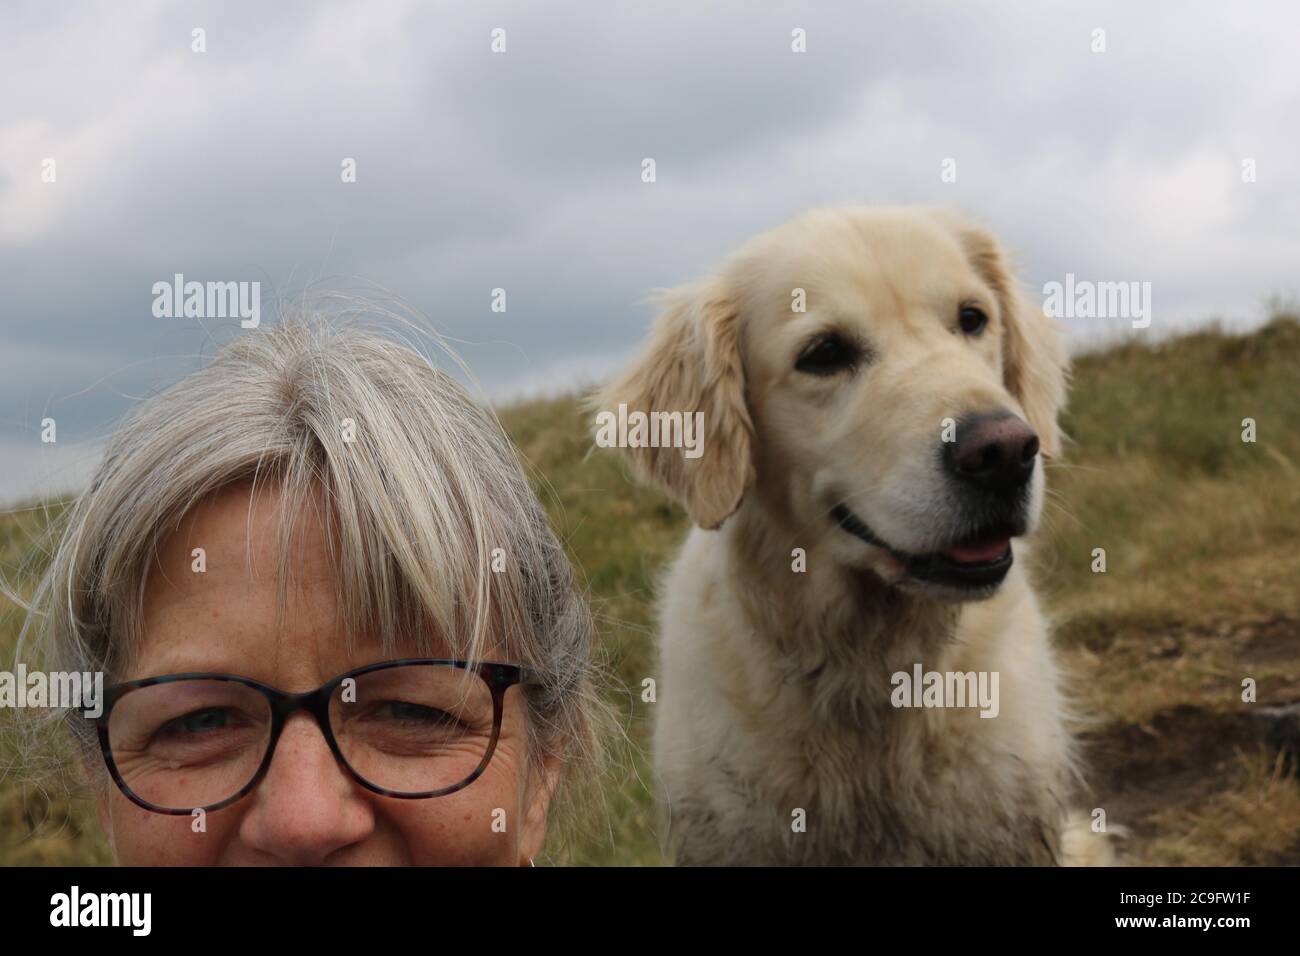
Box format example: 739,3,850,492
91,659,535,815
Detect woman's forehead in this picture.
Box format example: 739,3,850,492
147,480,337,620
134,480,472,685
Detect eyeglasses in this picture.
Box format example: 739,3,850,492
91,659,533,815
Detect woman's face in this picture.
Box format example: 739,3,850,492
94,481,556,865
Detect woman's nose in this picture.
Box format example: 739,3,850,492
237,712,375,864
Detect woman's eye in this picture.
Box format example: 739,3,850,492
795,335,858,375
160,707,232,737
375,701,456,726
959,305,988,336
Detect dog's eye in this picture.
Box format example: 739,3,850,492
795,335,858,375
959,305,988,336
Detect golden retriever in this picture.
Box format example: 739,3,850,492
598,206,1110,865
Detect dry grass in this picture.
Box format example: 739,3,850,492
2,317,1297,865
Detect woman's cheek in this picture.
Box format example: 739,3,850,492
394,780,520,865
389,747,527,866
109,794,230,865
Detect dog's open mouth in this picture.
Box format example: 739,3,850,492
830,504,1015,590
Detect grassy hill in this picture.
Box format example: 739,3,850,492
3,316,1299,866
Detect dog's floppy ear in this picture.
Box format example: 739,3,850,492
952,221,1069,458
596,277,754,529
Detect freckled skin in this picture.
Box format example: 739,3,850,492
95,481,557,866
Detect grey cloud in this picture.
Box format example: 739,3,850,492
2,0,1298,504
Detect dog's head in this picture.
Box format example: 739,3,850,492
599,206,1068,600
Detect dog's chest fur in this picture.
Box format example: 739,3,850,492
653,525,1074,866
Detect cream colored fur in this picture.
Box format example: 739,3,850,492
601,206,1111,865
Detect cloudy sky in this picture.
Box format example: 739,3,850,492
2,0,1298,503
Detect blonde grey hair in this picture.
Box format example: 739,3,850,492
8,311,611,855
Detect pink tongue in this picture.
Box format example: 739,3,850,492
944,537,1011,564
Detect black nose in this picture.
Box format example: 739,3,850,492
944,413,1039,494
